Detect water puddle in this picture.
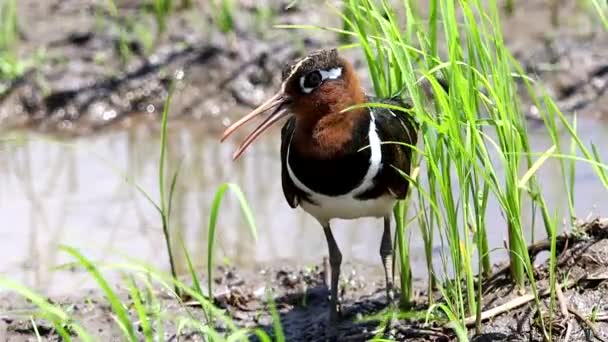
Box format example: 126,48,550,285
1,116,607,295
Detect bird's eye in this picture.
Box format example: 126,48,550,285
301,71,323,93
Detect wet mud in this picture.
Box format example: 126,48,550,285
1,1,607,135
1,219,607,341
0,0,324,135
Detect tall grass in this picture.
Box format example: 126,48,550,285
333,0,608,336
114,80,184,295
136,77,258,302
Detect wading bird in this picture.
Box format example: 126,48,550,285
221,49,417,322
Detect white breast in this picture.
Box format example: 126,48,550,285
286,111,395,225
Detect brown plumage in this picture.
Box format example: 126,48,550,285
221,48,418,323
291,58,367,158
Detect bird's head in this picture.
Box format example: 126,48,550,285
221,48,364,159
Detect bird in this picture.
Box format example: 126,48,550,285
221,48,418,322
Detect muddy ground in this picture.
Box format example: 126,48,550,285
1,0,608,341
1,219,608,341
1,1,607,135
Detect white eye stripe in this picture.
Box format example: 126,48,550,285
299,67,343,94
320,67,342,80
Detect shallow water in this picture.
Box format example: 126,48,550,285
0,116,607,295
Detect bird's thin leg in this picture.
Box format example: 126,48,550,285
323,223,342,323
381,216,395,304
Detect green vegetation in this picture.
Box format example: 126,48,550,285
0,74,261,340
101,1,156,63
1,246,277,341
150,0,173,36
334,0,607,338
209,0,236,34
0,0,17,50
505,0,514,14
158,82,181,293
100,0,193,63
0,0,40,87
590,0,608,30
0,277,93,341
1,0,608,341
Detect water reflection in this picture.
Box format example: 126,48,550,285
0,116,606,295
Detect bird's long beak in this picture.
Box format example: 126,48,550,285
221,92,291,160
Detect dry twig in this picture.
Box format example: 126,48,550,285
464,278,579,327
556,285,572,342
568,307,608,342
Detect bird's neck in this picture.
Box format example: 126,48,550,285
292,104,369,159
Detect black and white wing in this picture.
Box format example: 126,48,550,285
280,116,308,208
368,96,418,199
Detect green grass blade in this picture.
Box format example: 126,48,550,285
125,276,153,342
518,145,556,189
268,291,285,342
207,183,257,300
158,81,180,294
0,277,92,341
61,246,136,341
591,0,608,30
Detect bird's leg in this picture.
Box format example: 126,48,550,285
381,216,395,305
323,223,342,323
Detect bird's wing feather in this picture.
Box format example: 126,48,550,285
280,116,300,208
372,97,418,199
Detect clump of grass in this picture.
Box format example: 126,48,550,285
339,2,354,44
101,1,137,64
209,0,236,34
99,0,174,65
329,0,608,337
0,0,45,90
149,0,173,37
275,2,607,336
